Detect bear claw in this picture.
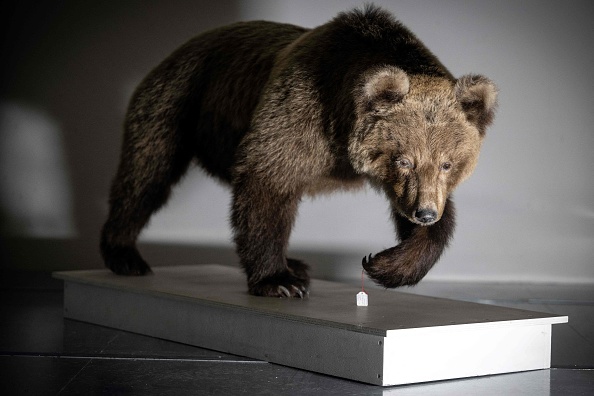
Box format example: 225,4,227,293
278,285,291,297
291,285,306,299
362,253,374,270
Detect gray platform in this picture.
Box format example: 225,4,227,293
54,265,568,386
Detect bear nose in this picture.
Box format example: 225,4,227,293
414,208,437,224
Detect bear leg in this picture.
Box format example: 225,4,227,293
100,124,194,276
231,179,310,297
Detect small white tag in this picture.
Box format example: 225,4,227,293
356,291,368,306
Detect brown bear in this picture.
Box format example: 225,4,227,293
100,5,497,297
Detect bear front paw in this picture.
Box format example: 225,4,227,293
249,274,309,298
248,260,310,298
362,250,421,288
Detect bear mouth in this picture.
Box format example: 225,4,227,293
411,218,438,226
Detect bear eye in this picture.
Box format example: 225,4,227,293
440,162,453,172
396,158,413,169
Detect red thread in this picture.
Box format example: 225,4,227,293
361,269,366,293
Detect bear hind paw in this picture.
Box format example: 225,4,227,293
103,246,152,276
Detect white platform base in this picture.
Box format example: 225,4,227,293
54,265,567,386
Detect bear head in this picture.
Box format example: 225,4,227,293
349,66,498,225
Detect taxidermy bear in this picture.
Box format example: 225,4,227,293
100,5,498,297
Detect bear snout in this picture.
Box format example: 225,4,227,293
413,208,438,225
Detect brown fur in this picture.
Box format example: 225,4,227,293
100,5,497,297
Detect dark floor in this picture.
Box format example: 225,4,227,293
1,270,593,395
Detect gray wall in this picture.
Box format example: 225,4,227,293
1,0,593,284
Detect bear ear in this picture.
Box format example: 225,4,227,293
359,66,410,114
455,74,498,136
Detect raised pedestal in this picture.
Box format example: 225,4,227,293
54,265,567,386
